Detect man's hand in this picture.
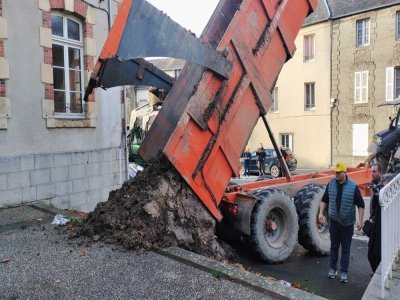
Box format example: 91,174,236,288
356,221,363,231
318,213,326,224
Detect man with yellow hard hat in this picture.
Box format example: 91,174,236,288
318,162,365,283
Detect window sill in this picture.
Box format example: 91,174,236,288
42,100,98,128
54,113,86,119
46,118,97,128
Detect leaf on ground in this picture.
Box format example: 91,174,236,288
1,258,11,264
292,282,301,289
266,276,276,281
79,251,89,257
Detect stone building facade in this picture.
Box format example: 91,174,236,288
330,1,400,166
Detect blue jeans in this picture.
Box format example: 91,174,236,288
329,220,354,273
244,160,250,176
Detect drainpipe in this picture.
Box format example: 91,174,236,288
123,86,129,180
324,0,334,167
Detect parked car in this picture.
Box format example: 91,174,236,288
240,147,297,178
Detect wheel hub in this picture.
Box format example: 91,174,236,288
266,217,278,233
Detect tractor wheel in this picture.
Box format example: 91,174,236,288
249,188,298,263
295,184,329,255
269,164,281,178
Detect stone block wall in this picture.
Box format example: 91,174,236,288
0,147,125,212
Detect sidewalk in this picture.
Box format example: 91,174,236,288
362,265,400,299
0,204,324,300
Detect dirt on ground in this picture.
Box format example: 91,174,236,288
67,154,236,261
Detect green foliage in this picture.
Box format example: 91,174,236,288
68,216,84,224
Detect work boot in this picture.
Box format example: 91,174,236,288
340,272,348,283
328,268,337,279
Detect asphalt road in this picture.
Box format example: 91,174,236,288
233,237,371,300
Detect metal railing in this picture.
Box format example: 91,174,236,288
380,173,400,299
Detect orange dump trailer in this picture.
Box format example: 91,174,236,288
86,0,372,263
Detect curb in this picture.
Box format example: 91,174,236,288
161,247,327,300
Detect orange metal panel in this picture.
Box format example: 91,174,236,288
99,0,133,59
141,0,318,221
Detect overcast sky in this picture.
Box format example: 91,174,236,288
146,0,219,36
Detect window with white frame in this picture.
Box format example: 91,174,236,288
397,12,400,40
354,71,368,103
352,123,368,156
280,133,293,150
304,82,315,110
51,13,85,116
385,67,400,101
303,34,315,61
356,19,370,47
270,87,278,112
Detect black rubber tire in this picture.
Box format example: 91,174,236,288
295,184,329,255
269,164,281,178
249,188,298,263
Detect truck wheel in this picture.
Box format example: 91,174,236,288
295,184,329,255
269,164,280,178
249,188,298,263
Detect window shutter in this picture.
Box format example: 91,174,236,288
362,71,368,103
354,72,361,103
352,124,368,156
386,67,394,101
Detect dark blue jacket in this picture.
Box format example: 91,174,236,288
327,178,357,226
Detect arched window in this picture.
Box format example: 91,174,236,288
51,12,85,117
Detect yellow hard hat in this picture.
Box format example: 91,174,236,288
334,162,347,172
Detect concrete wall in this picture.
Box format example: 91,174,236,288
0,147,123,212
0,0,126,210
249,21,332,169
331,5,400,167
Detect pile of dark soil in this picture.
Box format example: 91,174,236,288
68,154,236,261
